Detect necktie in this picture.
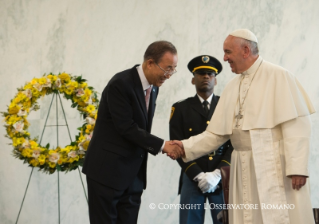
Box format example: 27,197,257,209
145,86,152,111
203,100,209,115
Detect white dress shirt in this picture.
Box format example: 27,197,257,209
196,93,214,110
136,66,165,152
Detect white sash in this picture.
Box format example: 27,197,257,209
250,129,290,224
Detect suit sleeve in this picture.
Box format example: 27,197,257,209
107,79,164,155
169,103,204,181
217,140,234,169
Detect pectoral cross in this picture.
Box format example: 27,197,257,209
235,110,243,128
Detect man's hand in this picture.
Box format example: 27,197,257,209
198,169,221,193
170,140,184,149
162,141,184,160
290,175,307,190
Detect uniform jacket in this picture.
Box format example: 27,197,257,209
82,65,164,191
169,94,233,194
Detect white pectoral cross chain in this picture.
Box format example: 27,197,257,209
235,109,243,128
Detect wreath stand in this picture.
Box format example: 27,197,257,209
15,93,88,224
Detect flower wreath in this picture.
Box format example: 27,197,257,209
2,73,99,174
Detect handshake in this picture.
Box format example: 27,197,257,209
162,140,185,160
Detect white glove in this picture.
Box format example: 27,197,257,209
206,184,219,193
193,172,205,182
198,169,221,193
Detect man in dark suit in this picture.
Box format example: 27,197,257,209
82,41,184,224
169,55,233,224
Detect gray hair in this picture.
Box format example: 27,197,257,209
240,39,259,55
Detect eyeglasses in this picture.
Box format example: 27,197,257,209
155,63,177,77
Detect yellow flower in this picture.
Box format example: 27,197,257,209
81,95,89,102
78,101,87,107
31,88,40,98
48,162,56,168
23,119,30,127
24,83,33,90
38,155,46,165
21,148,32,157
38,77,47,85
21,149,28,157
61,146,73,154
6,126,13,136
59,73,70,82
65,88,73,95
86,105,95,113
30,78,38,85
78,134,85,142
8,105,20,114
48,74,57,82
72,96,79,103
12,137,25,147
57,159,63,165
6,115,22,125
41,89,47,96
29,140,38,149
14,92,27,103
80,82,87,88
30,159,39,167
69,81,78,89
82,141,90,150
22,101,31,108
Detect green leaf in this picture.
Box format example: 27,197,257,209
78,159,84,166
56,165,62,171
45,143,50,149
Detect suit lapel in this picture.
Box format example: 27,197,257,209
131,66,148,121
208,95,219,119
190,95,207,119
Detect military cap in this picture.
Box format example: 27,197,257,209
187,55,223,76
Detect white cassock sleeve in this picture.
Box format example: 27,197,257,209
181,131,229,163
281,115,311,177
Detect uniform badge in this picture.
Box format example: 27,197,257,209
170,107,175,120
202,56,210,63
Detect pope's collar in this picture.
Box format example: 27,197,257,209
241,56,263,76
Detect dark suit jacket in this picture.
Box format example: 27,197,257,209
169,94,233,194
82,65,164,191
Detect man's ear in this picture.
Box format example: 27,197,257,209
243,45,250,59
214,77,217,86
191,77,195,85
146,59,154,68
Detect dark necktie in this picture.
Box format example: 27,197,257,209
145,86,152,111
203,100,209,115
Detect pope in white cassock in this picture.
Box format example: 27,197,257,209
172,29,315,224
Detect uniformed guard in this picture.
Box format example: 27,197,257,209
169,55,233,224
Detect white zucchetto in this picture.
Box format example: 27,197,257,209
229,29,258,43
